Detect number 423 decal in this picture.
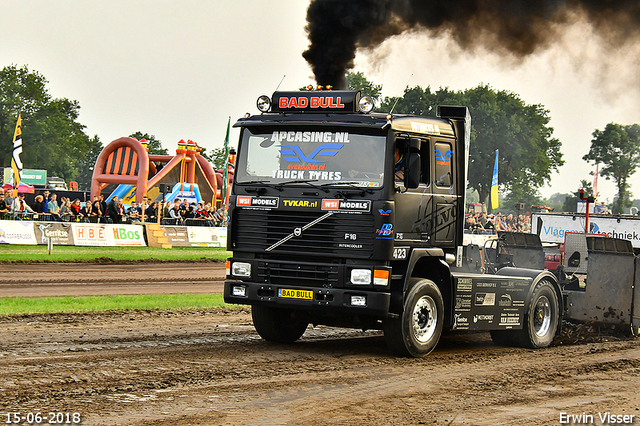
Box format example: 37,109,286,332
393,247,409,260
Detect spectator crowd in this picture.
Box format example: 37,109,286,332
0,188,227,227
464,212,531,234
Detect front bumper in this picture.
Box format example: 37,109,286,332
224,280,391,317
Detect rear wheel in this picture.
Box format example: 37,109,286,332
251,305,309,343
384,278,444,357
522,280,559,348
491,280,559,348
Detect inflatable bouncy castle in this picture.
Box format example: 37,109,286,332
90,137,233,206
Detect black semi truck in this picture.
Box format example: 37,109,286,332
224,89,562,357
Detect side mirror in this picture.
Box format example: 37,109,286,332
406,152,421,189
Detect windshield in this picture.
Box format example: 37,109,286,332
236,128,386,188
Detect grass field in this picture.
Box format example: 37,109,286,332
0,293,228,315
0,245,233,314
0,245,230,263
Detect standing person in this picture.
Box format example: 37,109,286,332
59,198,73,221
41,190,50,213
99,195,107,220
3,190,13,209
91,200,103,222
11,193,35,217
80,200,92,220
184,204,196,220
117,199,125,222
137,197,148,222
479,212,488,228
32,195,45,213
145,202,158,222
127,201,140,222
178,200,187,219
484,215,496,233
494,212,506,232
47,193,61,221
195,202,206,219
169,199,183,224
106,196,121,224
70,199,83,217
0,191,9,217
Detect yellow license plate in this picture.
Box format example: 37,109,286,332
278,288,313,300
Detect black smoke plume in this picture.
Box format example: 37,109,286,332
303,0,640,89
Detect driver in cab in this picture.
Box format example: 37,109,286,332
394,147,405,182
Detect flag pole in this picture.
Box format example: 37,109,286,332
11,115,23,198
222,116,231,223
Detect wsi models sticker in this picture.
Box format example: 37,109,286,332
236,196,279,209
322,199,371,213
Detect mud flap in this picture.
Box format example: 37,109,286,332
633,257,640,337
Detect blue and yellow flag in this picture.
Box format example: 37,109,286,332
11,114,23,191
491,149,499,210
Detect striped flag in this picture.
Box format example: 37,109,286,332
491,149,499,210
11,114,23,191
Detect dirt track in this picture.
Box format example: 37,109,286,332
1,262,639,425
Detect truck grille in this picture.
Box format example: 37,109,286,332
234,209,374,258
256,260,340,287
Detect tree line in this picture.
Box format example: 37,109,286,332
347,71,640,214
0,65,227,192
1,64,638,213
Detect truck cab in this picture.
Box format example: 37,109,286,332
225,89,562,356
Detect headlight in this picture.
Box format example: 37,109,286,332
350,269,371,285
231,262,251,277
256,95,271,112
358,96,374,113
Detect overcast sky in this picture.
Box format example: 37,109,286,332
2,1,639,204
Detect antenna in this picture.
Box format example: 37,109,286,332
275,75,286,92
388,73,413,116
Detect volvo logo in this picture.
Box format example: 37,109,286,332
294,227,302,237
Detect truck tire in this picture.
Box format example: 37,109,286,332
251,305,309,343
384,278,444,357
491,279,559,349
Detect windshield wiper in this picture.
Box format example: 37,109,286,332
318,181,376,198
238,180,283,192
276,179,329,193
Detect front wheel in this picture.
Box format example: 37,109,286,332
384,278,444,357
251,305,309,343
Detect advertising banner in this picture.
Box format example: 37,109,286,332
2,167,47,186
188,226,227,247
72,223,109,246
161,226,190,245
34,222,74,245
532,213,640,248
0,220,37,245
109,224,146,246
72,223,146,247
